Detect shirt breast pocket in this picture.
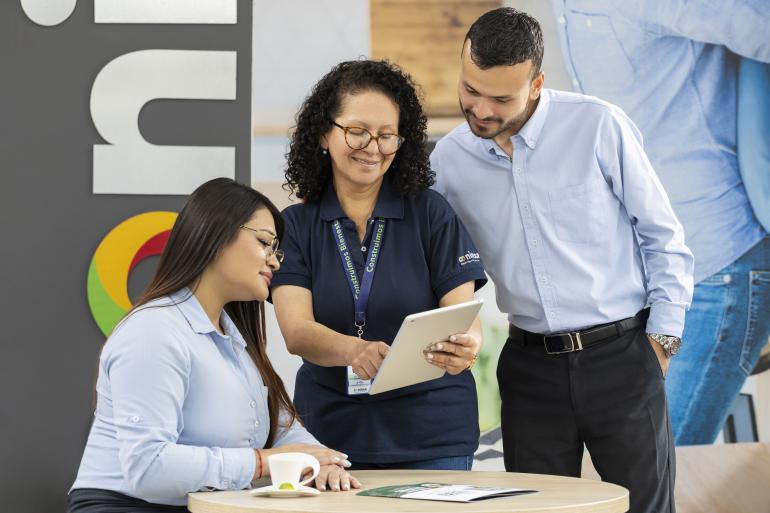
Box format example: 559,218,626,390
548,180,614,244
565,11,634,94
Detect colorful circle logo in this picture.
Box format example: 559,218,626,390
87,211,178,336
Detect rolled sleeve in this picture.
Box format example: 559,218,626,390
646,301,688,339
220,448,257,490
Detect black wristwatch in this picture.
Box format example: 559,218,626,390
647,333,681,358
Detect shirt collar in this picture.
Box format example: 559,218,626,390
517,88,550,150
320,174,405,221
476,88,551,157
170,288,246,347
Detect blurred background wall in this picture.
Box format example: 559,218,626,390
1,2,767,513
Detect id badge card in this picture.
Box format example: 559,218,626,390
347,365,372,395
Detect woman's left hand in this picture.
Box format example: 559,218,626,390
311,464,362,492
424,332,482,375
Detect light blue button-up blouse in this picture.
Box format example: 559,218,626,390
70,289,318,506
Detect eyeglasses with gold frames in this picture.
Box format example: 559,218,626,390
240,226,284,263
331,121,405,155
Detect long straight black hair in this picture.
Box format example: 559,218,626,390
128,177,297,447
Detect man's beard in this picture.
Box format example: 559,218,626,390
460,100,534,140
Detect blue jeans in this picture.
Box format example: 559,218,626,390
350,455,473,471
666,236,770,445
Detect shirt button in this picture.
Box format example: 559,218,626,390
254,420,260,427
572,78,580,88
532,239,539,246
250,400,256,408
361,246,367,252
585,18,593,29
557,15,566,25
131,416,140,423
723,274,731,284
248,438,254,444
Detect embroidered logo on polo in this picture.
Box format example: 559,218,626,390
458,251,481,266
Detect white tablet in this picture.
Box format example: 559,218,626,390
368,299,483,395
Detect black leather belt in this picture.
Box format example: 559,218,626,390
508,309,649,354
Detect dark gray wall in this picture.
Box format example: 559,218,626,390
0,3,252,512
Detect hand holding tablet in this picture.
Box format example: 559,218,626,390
367,299,483,395
425,331,482,375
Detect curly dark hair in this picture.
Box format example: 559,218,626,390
284,59,434,202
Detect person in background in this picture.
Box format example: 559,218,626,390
431,8,693,513
271,59,487,471
67,178,357,513
550,0,770,445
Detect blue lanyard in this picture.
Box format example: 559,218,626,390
331,218,387,338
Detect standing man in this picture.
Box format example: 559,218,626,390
549,0,770,445
430,8,693,513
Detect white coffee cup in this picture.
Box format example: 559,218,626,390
268,452,320,489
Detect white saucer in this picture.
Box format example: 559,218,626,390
249,484,321,498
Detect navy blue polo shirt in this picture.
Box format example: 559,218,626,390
272,176,487,464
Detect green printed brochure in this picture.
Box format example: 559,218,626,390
357,482,537,503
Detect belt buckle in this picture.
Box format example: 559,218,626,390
544,331,584,355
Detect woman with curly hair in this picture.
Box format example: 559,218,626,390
271,60,487,471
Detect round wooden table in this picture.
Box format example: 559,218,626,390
188,469,629,513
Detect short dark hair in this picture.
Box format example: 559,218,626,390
285,59,434,202
464,7,544,75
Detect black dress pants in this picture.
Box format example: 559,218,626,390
497,326,675,513
67,489,189,513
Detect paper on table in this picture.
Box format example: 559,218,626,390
357,483,537,503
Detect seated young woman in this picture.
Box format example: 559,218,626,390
67,178,359,513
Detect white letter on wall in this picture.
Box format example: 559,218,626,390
91,50,236,195
20,0,77,26
94,0,236,24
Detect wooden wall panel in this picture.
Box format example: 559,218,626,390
371,0,501,117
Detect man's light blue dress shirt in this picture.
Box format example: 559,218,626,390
550,0,769,282
431,88,694,337
71,290,318,506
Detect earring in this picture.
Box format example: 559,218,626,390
322,148,328,155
